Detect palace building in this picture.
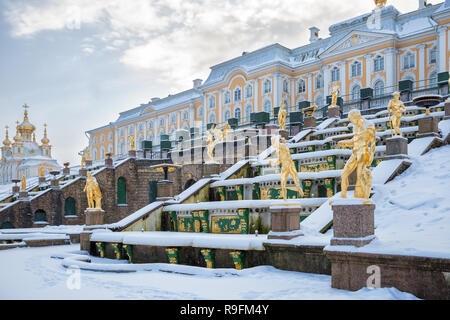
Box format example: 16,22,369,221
0,105,61,184
87,0,450,160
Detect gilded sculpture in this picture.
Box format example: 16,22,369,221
128,135,135,151
329,86,339,109
387,92,406,137
278,103,287,130
205,124,233,162
206,129,216,162
38,165,45,177
84,172,103,210
374,0,387,9
270,135,304,202
20,175,26,191
302,104,318,117
339,110,376,200
78,150,86,169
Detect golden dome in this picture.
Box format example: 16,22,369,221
374,0,387,9
41,124,50,145
3,126,11,147
13,122,23,143
17,105,36,137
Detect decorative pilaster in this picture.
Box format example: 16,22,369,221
201,249,215,269
235,185,244,200
123,244,133,264
192,210,209,233
229,251,245,270
324,178,335,198
302,180,313,198
95,242,105,258
112,243,123,260
218,187,226,201
237,209,249,234
165,248,179,264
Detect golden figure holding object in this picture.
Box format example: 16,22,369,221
387,92,406,137
20,175,26,191
278,103,287,130
339,110,376,200
270,136,304,202
84,172,103,210
128,135,135,151
78,150,86,169
329,86,340,109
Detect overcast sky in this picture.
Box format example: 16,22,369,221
0,0,443,166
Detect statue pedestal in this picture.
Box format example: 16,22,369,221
445,102,450,120
279,129,289,140
156,180,174,201
268,205,303,240
418,116,439,138
303,116,316,129
85,160,93,167
12,186,20,194
50,179,60,189
63,168,70,176
38,177,46,184
328,106,341,119
330,199,375,247
79,168,88,178
105,158,113,168
18,191,29,199
128,150,137,158
385,136,409,160
85,208,105,226
203,162,221,178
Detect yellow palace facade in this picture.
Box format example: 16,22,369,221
87,0,450,160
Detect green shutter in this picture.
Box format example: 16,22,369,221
117,177,127,205
34,210,47,222
64,198,76,216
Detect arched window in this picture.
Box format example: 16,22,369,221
283,80,289,93
208,113,216,124
100,146,105,160
374,56,384,72
209,96,216,109
34,210,47,222
117,177,127,205
245,104,253,123
224,91,231,104
331,67,340,82
351,61,362,77
224,109,231,122
108,143,113,154
316,74,323,89
245,85,253,98
298,79,306,93
263,100,272,115
374,80,385,97
93,149,98,161
235,107,242,123
64,197,76,216
351,85,361,101
234,87,242,102
264,80,272,94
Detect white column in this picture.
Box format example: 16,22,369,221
322,66,330,105
189,103,195,128
438,25,447,73
308,73,313,102
219,89,224,125
385,47,396,90
418,44,426,82
290,78,295,109
365,54,372,88
253,79,259,112
341,61,347,97
203,94,207,130
274,72,281,109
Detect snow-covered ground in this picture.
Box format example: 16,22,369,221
0,245,418,300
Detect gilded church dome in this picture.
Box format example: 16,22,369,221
17,105,36,137
2,126,11,147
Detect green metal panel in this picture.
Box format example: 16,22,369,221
438,71,449,84
228,118,238,128
142,140,153,150
298,101,311,110
207,123,216,130
290,112,303,123
149,181,158,204
0,222,14,229
360,88,373,100
160,140,171,150
399,80,413,92
64,197,76,216
160,134,169,141
117,177,127,205
34,210,47,222
326,96,343,106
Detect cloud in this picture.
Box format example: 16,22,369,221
3,0,442,91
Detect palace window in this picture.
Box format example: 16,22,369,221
331,67,340,82
314,94,323,108
351,61,362,77
245,85,253,98
374,56,384,72
209,113,216,124
234,87,242,102
430,47,437,64
108,132,113,141
129,125,134,135
182,111,189,120
170,114,176,124
429,72,438,86
374,80,385,97
315,74,323,89
264,79,272,94
283,80,289,93
224,110,231,122
93,137,98,145
108,143,113,153
403,53,415,69
209,96,216,109
245,104,253,123
263,100,272,115
159,119,164,127
100,146,105,160
298,79,306,93
351,85,361,101
224,91,231,104
148,120,153,129
235,107,241,123
100,134,105,143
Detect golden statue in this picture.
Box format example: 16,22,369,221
221,124,231,141
302,104,318,117
339,110,376,200
206,130,216,162
78,150,86,169
84,147,91,161
128,135,135,151
270,136,304,201
387,92,406,137
38,166,45,177
278,103,287,130
84,173,102,210
330,86,339,109
374,0,387,9
21,175,26,191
